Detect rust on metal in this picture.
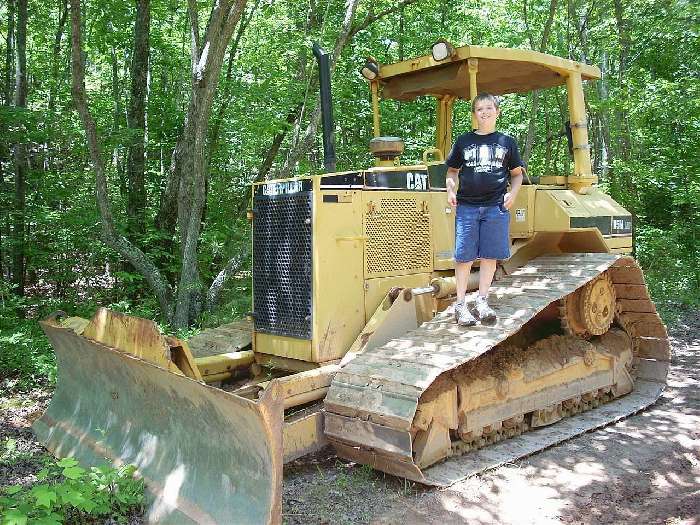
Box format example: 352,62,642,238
35,313,284,524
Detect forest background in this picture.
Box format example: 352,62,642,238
0,0,698,388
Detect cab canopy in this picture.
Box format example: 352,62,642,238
376,45,600,101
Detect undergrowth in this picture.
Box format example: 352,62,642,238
0,443,144,525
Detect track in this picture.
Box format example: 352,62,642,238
324,253,670,486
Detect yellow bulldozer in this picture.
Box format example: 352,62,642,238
34,43,670,524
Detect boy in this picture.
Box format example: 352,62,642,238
445,93,525,326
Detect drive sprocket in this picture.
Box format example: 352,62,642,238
560,273,616,338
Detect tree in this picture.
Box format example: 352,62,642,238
70,0,249,327
11,0,27,297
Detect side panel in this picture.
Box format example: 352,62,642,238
311,186,366,363
254,333,312,361
509,185,536,238
534,189,582,231
362,191,433,280
429,191,455,270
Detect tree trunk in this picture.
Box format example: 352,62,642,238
4,0,15,106
126,0,150,238
70,0,174,319
149,0,249,326
613,0,632,160
208,0,262,158
48,0,68,111
271,0,418,179
596,50,611,182
12,0,28,297
522,0,558,163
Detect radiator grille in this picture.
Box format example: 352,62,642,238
365,198,431,276
252,192,313,339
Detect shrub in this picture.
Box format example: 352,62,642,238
0,456,143,525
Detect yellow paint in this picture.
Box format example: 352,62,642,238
605,236,633,249
460,352,614,414
254,332,312,361
429,191,455,270
194,350,255,378
566,72,597,193
509,186,536,238
379,45,600,83
468,58,478,130
436,95,455,158
283,409,327,463
312,182,366,362
364,273,432,323
371,81,381,137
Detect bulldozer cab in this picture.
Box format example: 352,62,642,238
361,44,601,194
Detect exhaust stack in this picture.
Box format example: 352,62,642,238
312,43,337,173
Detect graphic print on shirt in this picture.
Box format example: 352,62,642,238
462,143,508,173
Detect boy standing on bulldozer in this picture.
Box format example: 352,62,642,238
446,93,525,326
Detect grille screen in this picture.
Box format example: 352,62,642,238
365,198,431,276
252,192,313,339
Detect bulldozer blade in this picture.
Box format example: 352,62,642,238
34,317,284,525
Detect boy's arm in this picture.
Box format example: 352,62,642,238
504,166,524,210
446,167,459,207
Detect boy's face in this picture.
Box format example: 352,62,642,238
473,99,500,130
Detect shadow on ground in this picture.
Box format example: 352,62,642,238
283,310,700,525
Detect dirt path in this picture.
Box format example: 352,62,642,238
2,310,697,524
283,309,700,525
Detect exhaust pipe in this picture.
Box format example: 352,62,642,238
312,43,336,173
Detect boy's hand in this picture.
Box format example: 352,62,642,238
447,190,457,207
503,192,516,210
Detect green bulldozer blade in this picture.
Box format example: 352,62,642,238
34,313,284,524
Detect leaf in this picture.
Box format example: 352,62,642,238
3,485,23,495
56,457,78,468
36,468,50,481
56,485,90,510
32,517,63,525
61,465,86,480
1,509,28,525
4,438,17,453
30,485,58,508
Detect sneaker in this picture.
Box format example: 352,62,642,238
457,301,477,327
474,295,497,325
453,300,463,323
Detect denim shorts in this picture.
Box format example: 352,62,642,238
454,203,511,262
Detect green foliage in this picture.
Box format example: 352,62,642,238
0,285,56,390
0,454,143,525
0,0,697,339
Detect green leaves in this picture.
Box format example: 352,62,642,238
29,486,57,508
0,456,143,524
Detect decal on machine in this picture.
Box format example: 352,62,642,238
515,208,526,222
406,172,428,190
257,178,312,196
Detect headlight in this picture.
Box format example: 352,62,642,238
431,40,455,61
360,57,379,80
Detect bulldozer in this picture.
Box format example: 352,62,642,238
34,43,670,524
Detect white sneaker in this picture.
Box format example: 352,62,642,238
474,295,497,325
457,301,477,327
453,300,463,323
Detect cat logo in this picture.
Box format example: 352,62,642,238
406,172,428,190
262,180,303,196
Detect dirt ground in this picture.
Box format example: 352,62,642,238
2,309,698,524
282,308,700,525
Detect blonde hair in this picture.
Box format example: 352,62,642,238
471,93,500,113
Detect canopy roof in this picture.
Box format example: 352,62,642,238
378,45,601,101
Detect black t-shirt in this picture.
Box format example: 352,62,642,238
445,131,523,206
